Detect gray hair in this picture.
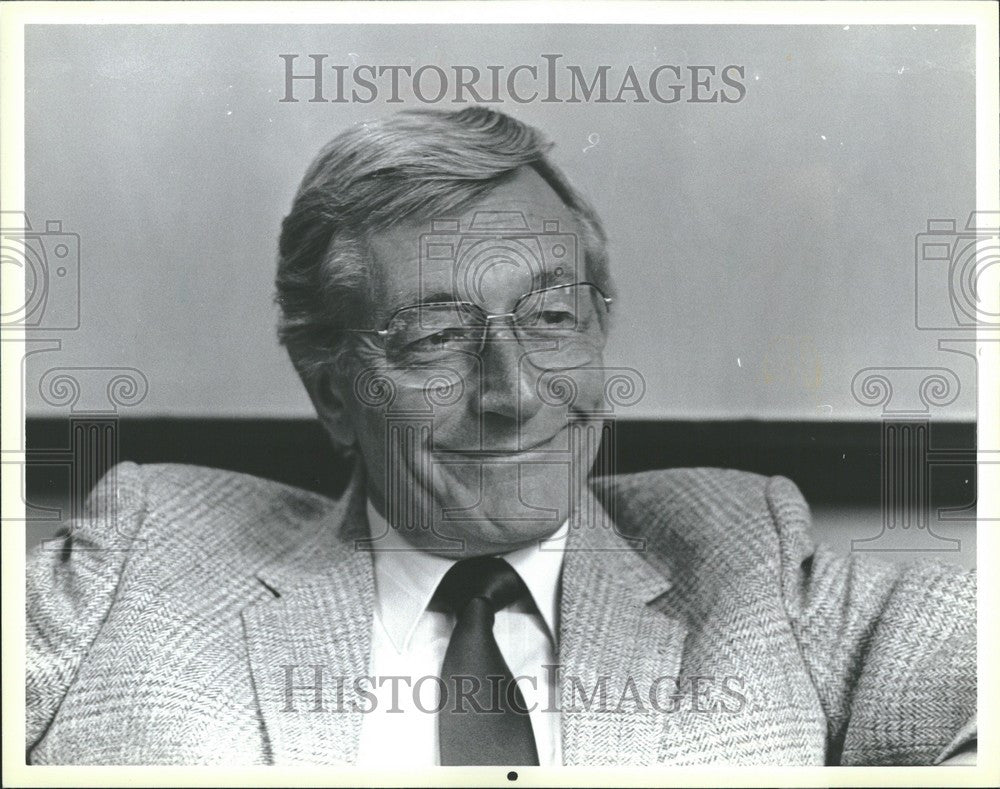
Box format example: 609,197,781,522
275,107,612,388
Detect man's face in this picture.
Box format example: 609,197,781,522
330,167,609,556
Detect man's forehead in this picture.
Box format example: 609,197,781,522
451,167,576,225
368,167,582,312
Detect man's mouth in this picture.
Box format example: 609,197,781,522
436,430,564,459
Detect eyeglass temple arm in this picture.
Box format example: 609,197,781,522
344,328,389,337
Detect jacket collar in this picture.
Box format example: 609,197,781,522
243,464,375,766
366,498,568,654
243,468,686,766
559,478,686,765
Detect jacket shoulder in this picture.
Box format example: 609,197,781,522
604,466,775,508
138,461,338,517
595,467,814,573
87,461,343,562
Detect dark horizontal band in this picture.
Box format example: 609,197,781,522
24,417,976,508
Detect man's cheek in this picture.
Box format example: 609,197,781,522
353,406,388,466
537,363,608,413
576,375,608,415
514,461,573,508
427,406,474,451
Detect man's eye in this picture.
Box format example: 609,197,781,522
428,329,460,346
539,310,575,325
410,327,468,350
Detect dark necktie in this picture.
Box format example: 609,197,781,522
435,557,540,766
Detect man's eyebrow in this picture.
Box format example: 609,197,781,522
399,267,574,311
378,290,463,320
416,289,463,305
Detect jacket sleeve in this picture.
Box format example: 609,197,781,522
765,475,976,766
25,462,148,756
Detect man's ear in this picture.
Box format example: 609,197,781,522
306,366,358,450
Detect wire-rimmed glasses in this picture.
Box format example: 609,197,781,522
346,282,612,377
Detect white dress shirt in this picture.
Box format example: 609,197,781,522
356,500,566,767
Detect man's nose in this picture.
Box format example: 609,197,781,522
477,323,541,420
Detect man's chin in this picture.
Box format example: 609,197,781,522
439,455,570,508
421,459,573,555
422,513,566,558
373,426,599,555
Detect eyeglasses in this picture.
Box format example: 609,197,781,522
346,282,612,375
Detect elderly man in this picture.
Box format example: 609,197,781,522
26,107,975,767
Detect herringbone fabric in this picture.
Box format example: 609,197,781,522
25,462,976,766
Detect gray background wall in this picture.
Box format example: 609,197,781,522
23,24,977,421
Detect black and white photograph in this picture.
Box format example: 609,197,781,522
2,1,997,785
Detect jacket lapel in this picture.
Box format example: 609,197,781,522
242,466,374,766
559,485,688,766
240,468,687,766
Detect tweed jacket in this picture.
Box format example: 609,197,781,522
26,461,975,766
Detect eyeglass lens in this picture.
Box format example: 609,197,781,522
383,283,607,374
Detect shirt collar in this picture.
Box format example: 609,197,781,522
366,498,567,654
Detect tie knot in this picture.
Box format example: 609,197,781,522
435,557,527,615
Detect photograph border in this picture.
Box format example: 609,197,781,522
2,2,997,786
